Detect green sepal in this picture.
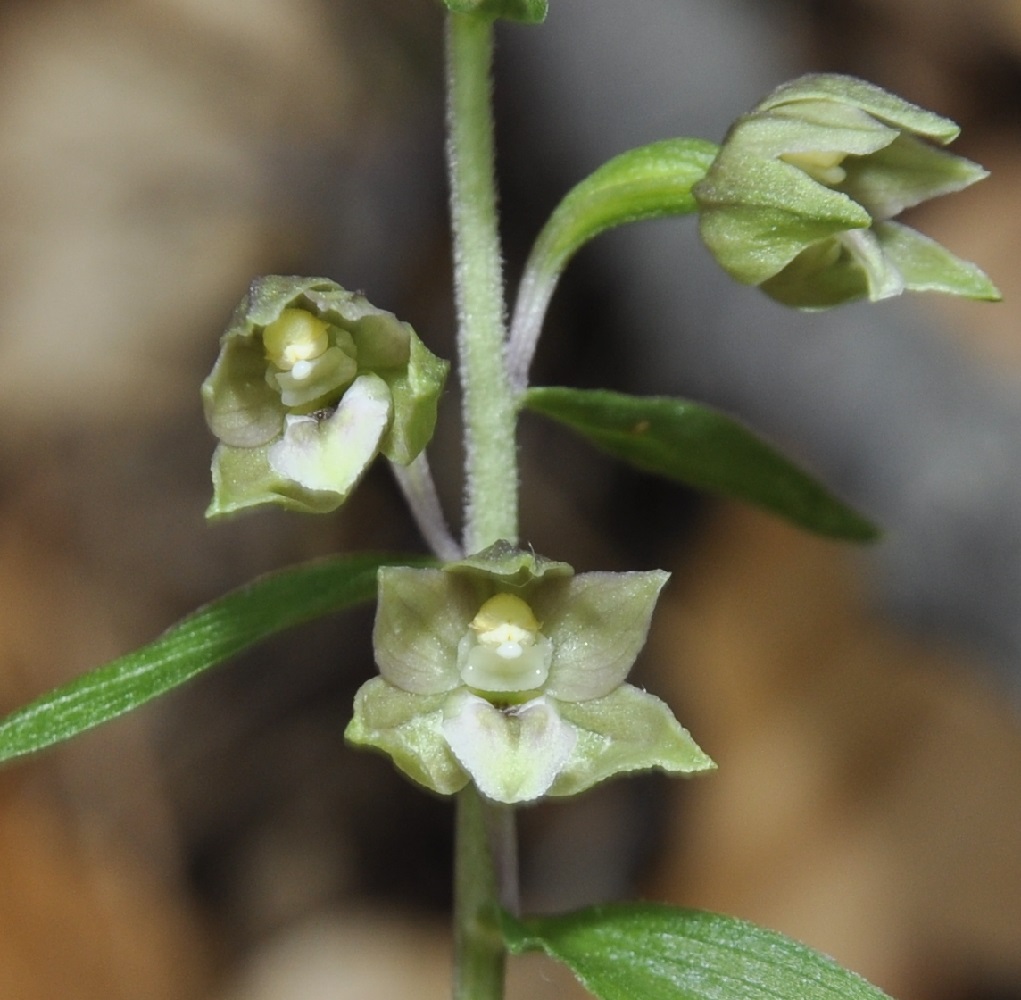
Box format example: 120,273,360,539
875,221,1000,300
441,0,547,23
0,553,433,765
552,685,714,797
841,133,989,218
524,386,879,542
758,228,898,309
345,677,468,795
382,330,451,465
207,374,392,518
502,904,896,1000
758,74,959,142
446,539,573,589
695,146,871,286
531,139,718,278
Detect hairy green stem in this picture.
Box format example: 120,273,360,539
454,788,517,1000
447,12,519,554
446,13,518,1000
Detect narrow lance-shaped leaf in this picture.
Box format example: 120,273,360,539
0,553,430,765
524,386,878,542
503,904,895,1000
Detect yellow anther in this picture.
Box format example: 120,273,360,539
263,309,331,371
470,594,539,646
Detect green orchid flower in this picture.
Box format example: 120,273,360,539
346,542,713,805
202,276,448,518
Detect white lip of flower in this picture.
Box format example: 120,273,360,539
441,691,576,803
267,373,391,493
457,594,553,695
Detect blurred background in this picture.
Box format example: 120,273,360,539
1,0,1020,997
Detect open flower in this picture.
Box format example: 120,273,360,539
693,74,1000,309
346,542,713,804
202,276,448,517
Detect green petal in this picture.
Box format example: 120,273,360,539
758,73,960,144
346,678,467,796
373,567,476,694
728,102,897,161
758,237,872,308
876,221,1002,300
535,572,669,702
379,328,451,466
551,685,714,797
841,134,989,218
844,228,904,301
202,335,285,448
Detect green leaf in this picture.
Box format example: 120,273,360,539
0,553,431,765
524,387,878,542
533,139,719,277
503,904,895,1000
441,0,547,23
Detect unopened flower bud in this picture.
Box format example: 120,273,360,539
694,74,1000,308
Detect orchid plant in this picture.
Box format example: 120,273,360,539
0,3,998,1000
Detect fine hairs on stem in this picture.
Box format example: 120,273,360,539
446,13,521,1000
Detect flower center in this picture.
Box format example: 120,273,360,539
457,593,553,697
262,308,358,409
263,308,331,370
780,149,847,186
